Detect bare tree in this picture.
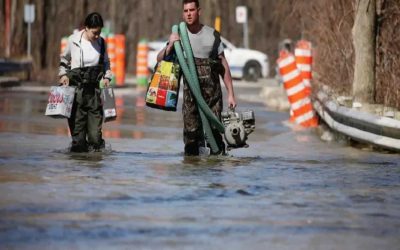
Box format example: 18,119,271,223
352,0,376,103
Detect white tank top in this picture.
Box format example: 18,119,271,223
187,25,224,59
80,37,101,67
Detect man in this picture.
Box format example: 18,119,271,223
157,0,236,156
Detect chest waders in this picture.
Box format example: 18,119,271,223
172,22,225,155
67,38,106,152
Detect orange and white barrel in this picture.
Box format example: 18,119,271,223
295,40,313,95
277,50,318,127
106,34,117,79
60,37,68,55
114,34,126,86
136,39,149,87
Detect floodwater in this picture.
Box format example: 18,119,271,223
0,82,399,250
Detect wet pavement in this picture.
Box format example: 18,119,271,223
0,81,399,250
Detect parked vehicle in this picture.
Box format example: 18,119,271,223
147,37,269,82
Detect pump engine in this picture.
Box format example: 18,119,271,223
221,108,255,150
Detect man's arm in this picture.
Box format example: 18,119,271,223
219,52,236,108
157,33,180,62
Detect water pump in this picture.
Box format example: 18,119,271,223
221,108,255,150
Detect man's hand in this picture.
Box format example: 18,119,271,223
168,33,180,47
228,94,237,109
157,33,181,62
59,75,69,86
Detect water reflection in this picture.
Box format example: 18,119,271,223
103,96,124,139
0,90,181,140
1,89,400,249
132,106,146,139
66,151,106,164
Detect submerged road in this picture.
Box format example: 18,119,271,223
0,79,399,250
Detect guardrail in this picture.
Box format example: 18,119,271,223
314,90,400,152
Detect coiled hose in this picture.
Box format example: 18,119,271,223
172,22,225,154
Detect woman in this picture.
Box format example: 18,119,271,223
59,12,112,152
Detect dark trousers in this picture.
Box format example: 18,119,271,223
182,58,224,156
67,68,104,152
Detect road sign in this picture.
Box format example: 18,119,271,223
236,6,249,48
24,4,35,58
24,4,35,23
236,6,247,24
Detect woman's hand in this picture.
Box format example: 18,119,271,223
59,75,69,86
103,78,110,87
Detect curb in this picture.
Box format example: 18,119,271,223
0,77,21,88
260,84,290,111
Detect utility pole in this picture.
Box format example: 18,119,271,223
24,4,35,59
243,19,249,49
236,6,249,48
110,0,116,32
5,0,11,58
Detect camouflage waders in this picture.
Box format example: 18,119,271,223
183,58,225,156
67,66,105,152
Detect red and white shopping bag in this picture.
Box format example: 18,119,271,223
45,86,76,118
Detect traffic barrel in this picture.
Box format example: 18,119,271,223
215,16,221,32
295,40,313,95
114,34,126,86
277,50,318,127
106,34,117,85
136,39,149,87
60,37,68,55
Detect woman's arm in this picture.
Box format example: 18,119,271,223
59,36,72,85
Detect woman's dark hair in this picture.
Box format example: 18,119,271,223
182,0,199,8
84,12,104,28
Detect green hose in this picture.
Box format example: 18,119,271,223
172,24,219,154
172,22,225,154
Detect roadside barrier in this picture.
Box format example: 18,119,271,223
277,50,318,127
114,34,126,86
136,39,149,87
294,40,312,95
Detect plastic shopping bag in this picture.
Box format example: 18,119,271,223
45,85,75,118
101,87,117,122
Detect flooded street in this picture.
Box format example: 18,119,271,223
0,81,399,250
